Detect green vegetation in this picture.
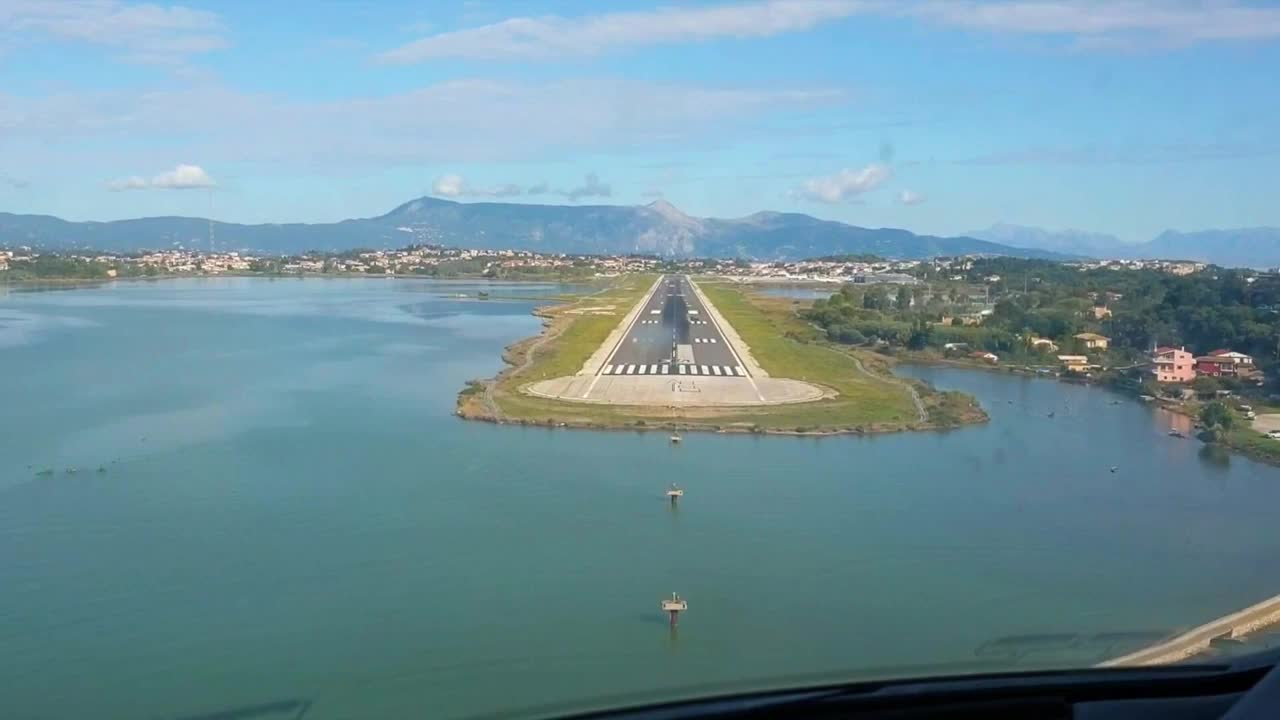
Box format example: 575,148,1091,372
804,257,1280,388
1,255,114,280
1200,400,1237,432
1224,427,1280,465
463,277,985,435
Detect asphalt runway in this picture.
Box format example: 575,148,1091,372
600,275,748,378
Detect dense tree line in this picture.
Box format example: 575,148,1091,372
805,258,1280,369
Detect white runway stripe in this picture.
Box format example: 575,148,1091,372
700,365,710,375
638,365,648,375
649,364,658,374
710,338,717,343
625,364,636,375
733,366,745,376
688,365,699,375
661,365,669,374
712,365,722,376
678,365,687,375
603,365,614,375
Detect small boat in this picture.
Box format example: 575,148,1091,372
1168,429,1186,438
1047,411,1055,418
669,433,682,444
1110,466,1119,473
477,291,490,300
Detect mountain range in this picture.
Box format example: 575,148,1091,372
968,223,1280,268
0,197,1066,261
3,197,1276,266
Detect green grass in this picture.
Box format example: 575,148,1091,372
695,284,927,429
1224,427,1280,465
512,275,655,383
465,277,985,434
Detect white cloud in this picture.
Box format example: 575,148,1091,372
377,0,872,62
907,1,1280,48
898,189,925,205
559,172,611,202
794,164,892,204
431,174,467,197
377,0,1280,62
431,175,526,199
108,164,215,191
0,0,227,63
1,80,844,167
430,173,611,202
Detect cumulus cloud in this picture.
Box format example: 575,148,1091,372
431,172,612,202
898,189,926,205
430,174,467,197
559,173,612,202
377,0,872,62
430,175,526,198
794,164,892,204
107,164,215,191
2,0,228,64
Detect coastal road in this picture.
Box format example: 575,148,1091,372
600,275,748,379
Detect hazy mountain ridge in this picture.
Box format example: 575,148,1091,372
970,223,1280,267
968,223,1128,258
1,196,1068,260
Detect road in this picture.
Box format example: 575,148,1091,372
600,275,749,379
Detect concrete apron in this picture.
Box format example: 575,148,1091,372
525,375,829,407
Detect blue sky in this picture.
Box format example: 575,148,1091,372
1,0,1278,242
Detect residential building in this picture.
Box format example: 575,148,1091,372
1074,332,1110,351
1029,337,1059,352
1195,350,1257,378
1152,346,1196,383
1091,306,1112,320
1057,355,1090,373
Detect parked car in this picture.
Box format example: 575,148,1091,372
1266,430,1280,440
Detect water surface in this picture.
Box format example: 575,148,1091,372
2,278,1279,719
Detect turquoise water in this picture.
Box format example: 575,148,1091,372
3,278,1280,719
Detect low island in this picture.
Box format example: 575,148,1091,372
456,273,985,435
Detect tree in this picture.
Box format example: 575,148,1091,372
1199,401,1236,431
1191,375,1222,398
863,286,889,310
907,318,931,350
896,285,912,310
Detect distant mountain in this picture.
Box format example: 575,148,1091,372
0,197,1067,261
1141,228,1280,269
968,223,1127,258
969,222,1280,268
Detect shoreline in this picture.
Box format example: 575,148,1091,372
1099,592,1280,667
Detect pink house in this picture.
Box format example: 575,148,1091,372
1152,346,1195,383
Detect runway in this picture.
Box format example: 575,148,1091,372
599,274,748,378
